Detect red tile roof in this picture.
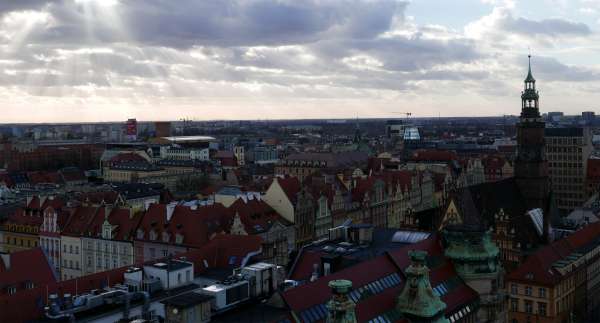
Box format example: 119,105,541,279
26,171,63,185
76,191,120,205
5,209,43,227
275,176,301,205
507,222,600,286
229,198,289,234
284,234,480,322
109,152,147,163
85,207,142,241
60,168,86,182
137,203,231,247
0,248,56,295
61,206,99,236
410,149,458,162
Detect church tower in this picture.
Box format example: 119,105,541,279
514,56,550,212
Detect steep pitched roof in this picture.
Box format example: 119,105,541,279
0,248,56,294
137,203,231,247
508,222,600,286
228,198,290,234
76,191,120,205
276,176,301,205
283,235,479,323
61,206,99,236
85,207,142,241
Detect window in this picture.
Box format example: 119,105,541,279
511,284,518,295
539,287,546,298
538,302,547,316
177,273,182,284
7,286,16,295
186,270,191,282
75,246,79,254
511,298,519,312
69,245,73,254
524,300,533,314
162,250,168,257
525,286,532,296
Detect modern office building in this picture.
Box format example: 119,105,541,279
545,127,593,213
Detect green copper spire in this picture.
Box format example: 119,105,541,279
525,55,535,83
327,280,357,323
397,250,449,323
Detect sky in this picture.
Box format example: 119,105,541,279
1,0,600,123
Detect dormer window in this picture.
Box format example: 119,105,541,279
149,230,157,241
136,229,144,240
175,233,184,245
162,231,170,243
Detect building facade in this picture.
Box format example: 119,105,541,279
545,127,593,213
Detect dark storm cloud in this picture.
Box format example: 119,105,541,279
20,0,405,48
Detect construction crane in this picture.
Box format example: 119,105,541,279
392,112,412,122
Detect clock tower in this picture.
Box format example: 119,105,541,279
515,55,550,211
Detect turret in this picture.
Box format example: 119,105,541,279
326,280,357,323
396,250,448,323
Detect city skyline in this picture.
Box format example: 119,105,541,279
1,0,600,122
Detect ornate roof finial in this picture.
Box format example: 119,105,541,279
525,53,535,83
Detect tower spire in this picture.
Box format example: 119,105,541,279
525,54,535,83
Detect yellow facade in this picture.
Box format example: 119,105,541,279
1,223,39,253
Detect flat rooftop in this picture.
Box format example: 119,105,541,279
149,260,192,271
161,136,216,142
161,292,213,309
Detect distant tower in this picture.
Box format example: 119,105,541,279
514,56,550,213
326,280,357,323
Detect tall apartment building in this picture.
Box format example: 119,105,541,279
545,127,593,213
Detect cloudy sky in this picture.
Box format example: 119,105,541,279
0,0,599,122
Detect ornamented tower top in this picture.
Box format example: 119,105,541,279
396,250,449,323
520,55,541,120
326,280,357,323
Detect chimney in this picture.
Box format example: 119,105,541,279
326,280,357,323
310,263,319,282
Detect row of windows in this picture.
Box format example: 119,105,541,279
63,244,79,254
511,284,546,298
63,259,80,270
547,137,584,146
4,237,38,248
510,298,547,316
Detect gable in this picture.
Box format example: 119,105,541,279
440,199,462,230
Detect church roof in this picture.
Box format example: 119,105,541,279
282,235,479,323
445,178,546,248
